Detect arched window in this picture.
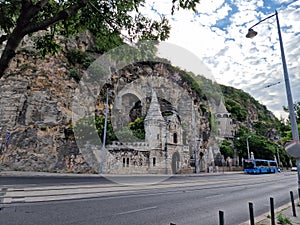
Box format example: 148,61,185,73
173,133,178,143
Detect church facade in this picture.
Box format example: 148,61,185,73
105,90,191,174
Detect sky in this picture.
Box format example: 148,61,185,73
140,0,300,119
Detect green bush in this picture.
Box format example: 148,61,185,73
129,116,145,140
66,49,95,69
69,69,82,82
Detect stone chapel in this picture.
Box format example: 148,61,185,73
105,90,190,174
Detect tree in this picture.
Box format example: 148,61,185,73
281,124,300,144
234,127,280,160
129,115,145,140
0,0,200,77
74,115,117,145
283,102,300,123
281,102,300,143
225,99,247,121
220,139,234,159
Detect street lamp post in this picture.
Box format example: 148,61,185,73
277,146,282,169
165,121,169,175
100,90,111,174
192,105,199,173
246,136,251,159
246,10,300,197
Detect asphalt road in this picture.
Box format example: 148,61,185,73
0,171,298,225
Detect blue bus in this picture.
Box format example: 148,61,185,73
243,159,279,174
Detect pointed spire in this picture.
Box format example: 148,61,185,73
216,97,228,114
145,89,165,122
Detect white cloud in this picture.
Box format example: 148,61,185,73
196,0,226,13
141,0,300,119
156,42,214,79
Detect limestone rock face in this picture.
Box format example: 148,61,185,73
0,49,219,174
0,52,95,173
0,77,29,131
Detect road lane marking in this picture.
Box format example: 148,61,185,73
204,194,223,199
116,206,158,215
0,188,7,204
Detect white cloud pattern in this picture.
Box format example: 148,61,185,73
141,0,300,119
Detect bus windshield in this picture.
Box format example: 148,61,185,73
244,160,254,169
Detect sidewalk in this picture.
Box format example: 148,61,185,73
0,169,243,177
0,170,100,177
241,202,300,225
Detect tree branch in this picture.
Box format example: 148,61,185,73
18,0,50,26
0,0,90,77
23,0,90,34
0,35,8,45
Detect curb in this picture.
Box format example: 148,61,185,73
240,202,299,225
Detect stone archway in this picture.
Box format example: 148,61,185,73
171,152,180,174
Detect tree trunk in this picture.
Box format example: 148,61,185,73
0,0,90,78
0,31,26,78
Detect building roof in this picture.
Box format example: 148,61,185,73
216,98,229,114
145,90,165,122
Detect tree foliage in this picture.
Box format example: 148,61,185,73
283,102,300,124
129,115,145,140
281,124,300,144
221,85,282,126
225,99,247,121
234,126,290,166
74,115,117,145
0,0,200,77
220,139,234,159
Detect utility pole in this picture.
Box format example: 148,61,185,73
100,90,110,174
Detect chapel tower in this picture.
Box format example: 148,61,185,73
144,90,166,149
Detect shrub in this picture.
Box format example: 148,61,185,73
277,213,292,225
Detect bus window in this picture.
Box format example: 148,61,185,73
256,160,268,167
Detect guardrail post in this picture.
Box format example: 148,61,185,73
249,202,255,225
270,197,275,225
219,210,225,225
290,191,297,217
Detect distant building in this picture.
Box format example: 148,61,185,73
215,98,237,140
214,98,240,166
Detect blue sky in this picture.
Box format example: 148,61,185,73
141,0,300,119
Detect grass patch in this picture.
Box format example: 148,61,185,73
277,213,292,225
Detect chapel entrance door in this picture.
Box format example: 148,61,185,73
171,152,180,174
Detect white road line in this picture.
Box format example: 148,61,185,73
116,206,158,215
204,194,223,199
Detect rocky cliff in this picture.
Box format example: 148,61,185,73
0,35,280,173
0,46,206,173
0,49,95,172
